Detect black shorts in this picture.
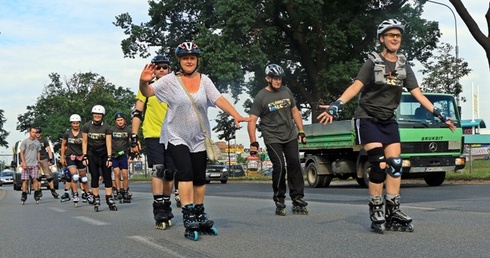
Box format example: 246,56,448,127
145,138,165,168
355,118,400,145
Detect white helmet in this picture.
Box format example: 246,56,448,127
70,114,81,122
91,105,105,115
376,19,405,39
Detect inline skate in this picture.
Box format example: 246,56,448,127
175,190,181,208
60,191,71,203
21,192,27,205
182,204,200,241
122,189,132,203
34,190,41,204
115,188,122,202
274,198,286,216
291,197,309,215
385,194,414,232
72,192,79,207
106,195,118,211
369,195,386,234
81,191,89,203
153,201,172,230
50,189,59,199
194,204,218,236
93,195,100,212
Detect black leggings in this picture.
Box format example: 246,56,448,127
167,143,207,186
87,153,112,188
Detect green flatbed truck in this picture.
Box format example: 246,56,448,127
300,93,466,188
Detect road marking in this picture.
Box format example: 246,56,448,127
74,216,109,225
128,235,186,258
50,207,66,212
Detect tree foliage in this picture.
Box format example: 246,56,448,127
212,111,236,141
419,42,471,102
447,0,490,70
114,0,442,122
0,109,9,148
16,72,135,151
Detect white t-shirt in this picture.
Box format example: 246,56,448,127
152,73,221,152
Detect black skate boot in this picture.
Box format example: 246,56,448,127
116,188,123,203
106,195,118,211
153,201,171,230
385,194,414,232
163,200,174,226
21,192,27,205
175,191,181,208
51,189,59,199
292,197,309,215
194,204,218,235
34,190,42,204
182,204,200,241
81,191,89,203
72,192,79,207
93,195,100,212
60,192,71,203
274,198,286,216
369,196,386,234
122,189,131,203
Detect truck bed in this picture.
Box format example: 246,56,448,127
301,120,359,151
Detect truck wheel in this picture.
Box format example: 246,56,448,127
305,163,332,188
424,172,446,186
356,161,370,188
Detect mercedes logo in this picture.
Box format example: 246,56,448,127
429,142,438,152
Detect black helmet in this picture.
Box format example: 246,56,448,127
175,42,200,58
114,112,125,120
265,64,285,77
36,127,42,133
151,55,170,64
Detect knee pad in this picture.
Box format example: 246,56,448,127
163,169,176,181
81,176,88,183
72,174,80,182
152,164,165,179
386,156,402,177
367,147,386,184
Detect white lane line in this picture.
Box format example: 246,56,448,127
50,207,66,212
74,216,110,226
128,235,186,258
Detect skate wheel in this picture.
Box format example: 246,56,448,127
185,231,199,241
167,220,172,227
94,206,99,212
156,222,166,230
112,206,118,211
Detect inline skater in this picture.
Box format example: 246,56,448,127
60,114,89,206
317,19,456,233
82,105,117,211
35,127,59,199
111,112,132,203
20,127,42,204
132,54,177,229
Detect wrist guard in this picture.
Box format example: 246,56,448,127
298,131,306,144
327,100,344,119
131,134,138,147
432,107,449,123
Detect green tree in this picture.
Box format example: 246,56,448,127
419,42,471,102
114,0,441,121
17,72,135,151
0,109,9,148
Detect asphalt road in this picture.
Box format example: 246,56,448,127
0,180,489,258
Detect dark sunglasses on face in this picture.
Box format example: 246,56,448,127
156,65,169,70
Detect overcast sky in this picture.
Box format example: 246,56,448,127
0,1,487,161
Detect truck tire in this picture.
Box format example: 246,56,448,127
424,172,446,186
356,160,370,188
305,163,332,188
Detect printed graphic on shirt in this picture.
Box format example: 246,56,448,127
113,131,129,139
268,98,291,112
68,137,82,144
88,132,106,140
26,142,38,151
386,74,402,87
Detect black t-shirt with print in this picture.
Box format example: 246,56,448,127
111,125,131,154
63,129,83,156
81,121,112,156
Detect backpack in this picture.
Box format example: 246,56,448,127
368,51,407,85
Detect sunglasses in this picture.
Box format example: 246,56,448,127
156,65,169,70
384,33,402,39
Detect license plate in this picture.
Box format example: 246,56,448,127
210,173,221,177
425,167,443,172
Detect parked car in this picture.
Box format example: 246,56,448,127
205,163,229,184
260,167,273,177
0,170,14,185
226,164,246,177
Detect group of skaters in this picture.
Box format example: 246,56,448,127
18,19,458,239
